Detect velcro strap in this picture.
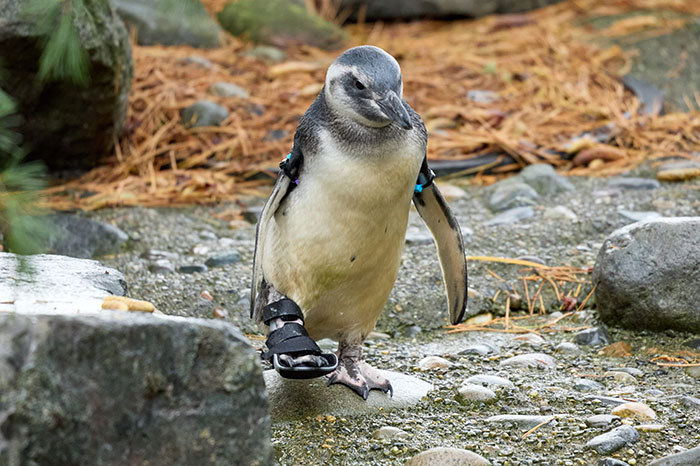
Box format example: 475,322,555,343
266,323,309,348
262,336,322,361
262,298,304,325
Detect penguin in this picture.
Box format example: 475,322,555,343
251,45,467,399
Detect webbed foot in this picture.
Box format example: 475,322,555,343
326,342,393,399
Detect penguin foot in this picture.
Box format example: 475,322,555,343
326,342,393,399
327,360,393,399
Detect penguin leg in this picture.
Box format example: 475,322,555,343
261,289,338,379
327,341,393,400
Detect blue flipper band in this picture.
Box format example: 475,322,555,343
414,184,423,193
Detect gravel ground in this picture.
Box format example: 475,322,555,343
92,165,700,465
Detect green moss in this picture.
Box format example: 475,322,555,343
217,0,347,51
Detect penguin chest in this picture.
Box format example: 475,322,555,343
262,139,423,335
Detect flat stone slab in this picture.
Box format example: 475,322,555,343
0,253,126,313
264,369,432,421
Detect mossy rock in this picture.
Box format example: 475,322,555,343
217,0,347,51
113,0,222,48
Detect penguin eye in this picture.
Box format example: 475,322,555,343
355,80,366,90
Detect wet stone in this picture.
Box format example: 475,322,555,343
486,414,554,430
500,353,557,369
585,414,620,428
574,378,603,392
464,374,515,390
484,206,535,226
456,383,497,405
405,447,491,466
205,250,243,268
611,402,657,420
607,177,660,190
372,426,409,441
178,264,208,274
574,326,611,346
555,341,582,355
585,425,640,455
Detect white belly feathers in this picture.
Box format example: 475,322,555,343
260,130,424,342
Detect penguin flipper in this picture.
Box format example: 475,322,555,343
250,147,303,321
412,158,468,325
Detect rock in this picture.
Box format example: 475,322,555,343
608,177,660,190
178,55,213,68
686,365,700,378
181,100,229,127
148,259,176,274
0,311,271,466
460,343,498,356
555,341,582,355
113,0,221,48
37,214,128,259
518,163,575,196
0,253,126,313
405,225,434,245
418,355,452,371
178,264,208,274
573,378,603,392
612,402,657,420
467,89,500,103
456,383,497,405
339,0,564,21
585,414,620,428
574,326,611,346
635,424,665,433
512,333,545,347
372,426,409,441
140,249,179,261
656,161,700,181
208,82,249,98
240,45,287,62
616,367,643,377
464,374,515,390
0,0,132,170
649,445,700,465
486,414,554,429
262,129,288,141
585,395,629,407
218,0,348,51
599,459,631,466
618,209,662,223
622,75,664,116
585,425,640,455
683,337,700,349
488,182,539,212
673,395,700,409
263,369,431,421
405,447,491,466
484,206,535,226
605,371,637,384
205,250,243,268
593,217,700,332
500,353,557,369
543,205,578,221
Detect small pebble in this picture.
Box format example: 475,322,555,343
418,356,452,371
612,402,657,420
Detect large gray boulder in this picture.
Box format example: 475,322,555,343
339,0,564,21
0,312,271,466
114,0,222,48
0,0,132,170
593,218,700,333
0,252,271,466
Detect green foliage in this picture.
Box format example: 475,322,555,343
25,0,91,86
0,88,48,256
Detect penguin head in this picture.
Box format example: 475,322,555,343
324,46,412,130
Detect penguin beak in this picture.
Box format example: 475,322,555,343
378,91,412,130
